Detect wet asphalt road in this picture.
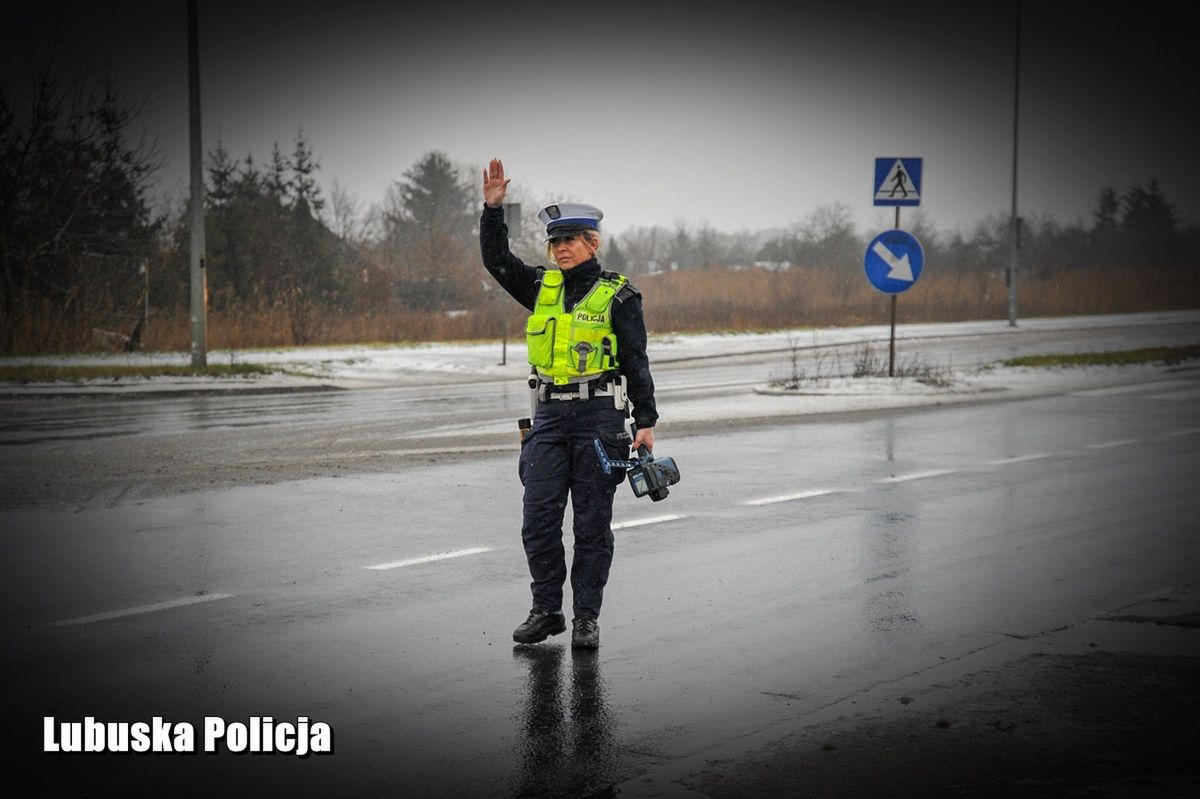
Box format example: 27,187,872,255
2,322,1200,796
3,318,1199,512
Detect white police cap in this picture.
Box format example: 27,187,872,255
538,202,603,239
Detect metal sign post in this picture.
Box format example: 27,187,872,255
891,207,899,376
503,202,522,240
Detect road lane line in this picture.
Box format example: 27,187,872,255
877,469,958,483
1086,439,1141,449
661,378,759,392
612,514,685,530
48,593,234,627
375,444,516,456
1071,381,1185,397
1165,427,1200,437
987,453,1057,465
745,489,839,506
366,547,494,571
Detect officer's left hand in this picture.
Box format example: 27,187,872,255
632,427,655,453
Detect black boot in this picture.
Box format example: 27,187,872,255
571,617,599,649
513,609,567,644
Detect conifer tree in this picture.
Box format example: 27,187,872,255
383,151,477,310
1093,186,1119,231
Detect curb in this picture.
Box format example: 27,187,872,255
0,383,346,400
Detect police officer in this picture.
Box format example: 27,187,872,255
481,158,658,649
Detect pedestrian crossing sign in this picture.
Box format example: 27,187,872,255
874,157,922,207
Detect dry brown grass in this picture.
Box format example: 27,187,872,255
133,301,522,352
636,265,1199,333
7,265,1197,354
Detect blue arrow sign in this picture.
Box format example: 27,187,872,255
865,230,924,294
874,157,922,207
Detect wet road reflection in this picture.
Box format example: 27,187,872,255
863,417,920,636
863,509,921,635
511,645,617,798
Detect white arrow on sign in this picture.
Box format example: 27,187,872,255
871,241,914,281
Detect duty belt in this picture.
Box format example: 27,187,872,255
539,377,617,402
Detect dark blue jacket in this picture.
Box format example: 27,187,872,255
479,205,658,430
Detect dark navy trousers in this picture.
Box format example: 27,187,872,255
518,396,630,619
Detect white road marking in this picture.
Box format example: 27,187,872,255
1165,427,1200,437
1071,381,1186,397
987,453,1057,465
745,489,839,506
877,469,958,483
1086,439,1140,449
48,593,234,627
375,444,516,455
661,378,758,392
612,514,685,530
366,547,494,571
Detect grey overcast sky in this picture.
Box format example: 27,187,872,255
4,1,1195,238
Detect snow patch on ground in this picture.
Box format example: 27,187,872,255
3,312,1197,414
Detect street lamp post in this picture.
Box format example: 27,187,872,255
1008,0,1022,327
187,0,208,366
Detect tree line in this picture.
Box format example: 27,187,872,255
2,59,1195,355
618,177,1192,278
153,141,490,344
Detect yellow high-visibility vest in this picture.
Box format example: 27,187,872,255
526,269,626,385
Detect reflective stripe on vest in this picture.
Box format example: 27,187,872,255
526,269,626,385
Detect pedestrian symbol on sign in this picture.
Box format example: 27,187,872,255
873,158,922,207
888,164,909,198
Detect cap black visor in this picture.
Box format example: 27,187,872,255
545,225,590,240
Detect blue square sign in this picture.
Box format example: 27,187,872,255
874,158,922,207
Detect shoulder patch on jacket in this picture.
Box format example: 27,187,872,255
601,270,639,303
614,282,640,304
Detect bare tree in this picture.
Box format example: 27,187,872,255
329,178,365,245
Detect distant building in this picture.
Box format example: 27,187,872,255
751,260,793,272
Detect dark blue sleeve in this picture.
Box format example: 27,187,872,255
613,284,659,430
480,205,540,311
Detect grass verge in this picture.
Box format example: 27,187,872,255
768,341,954,389
1002,344,1200,368
0,363,278,383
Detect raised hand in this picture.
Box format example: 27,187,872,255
483,158,511,208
